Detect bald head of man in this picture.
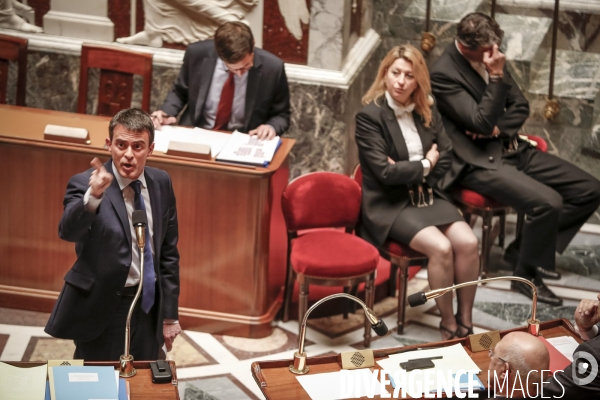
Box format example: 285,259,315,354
488,332,550,397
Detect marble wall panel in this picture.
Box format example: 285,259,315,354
307,0,345,70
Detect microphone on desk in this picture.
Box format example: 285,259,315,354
289,293,389,375
408,276,540,336
120,210,148,378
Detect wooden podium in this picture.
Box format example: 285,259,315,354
251,318,581,399
6,360,179,399
0,104,294,338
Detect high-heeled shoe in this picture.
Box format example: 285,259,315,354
439,322,459,340
455,313,474,338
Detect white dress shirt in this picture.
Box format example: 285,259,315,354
84,162,154,287
385,91,431,176
202,58,249,131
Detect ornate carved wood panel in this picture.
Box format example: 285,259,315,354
97,71,134,117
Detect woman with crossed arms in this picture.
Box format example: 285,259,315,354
355,45,480,340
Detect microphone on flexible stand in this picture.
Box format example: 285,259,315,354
408,276,540,336
120,210,147,378
289,293,389,375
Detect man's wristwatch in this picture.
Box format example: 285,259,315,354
489,74,504,83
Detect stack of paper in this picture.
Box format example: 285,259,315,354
216,131,281,166
50,366,119,400
0,362,47,400
154,125,231,156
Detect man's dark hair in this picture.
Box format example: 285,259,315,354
109,108,155,144
456,12,504,50
214,21,254,64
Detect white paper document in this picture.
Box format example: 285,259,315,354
154,125,231,156
547,336,580,361
0,362,47,400
296,369,390,400
376,343,481,395
216,131,281,166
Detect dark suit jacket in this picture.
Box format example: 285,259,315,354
543,331,600,397
355,97,453,247
45,161,180,345
161,40,291,135
430,43,530,187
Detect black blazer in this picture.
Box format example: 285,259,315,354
161,40,291,135
45,161,180,344
430,44,530,184
355,97,453,247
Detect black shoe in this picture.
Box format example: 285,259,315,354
536,267,561,280
503,240,519,268
511,277,563,306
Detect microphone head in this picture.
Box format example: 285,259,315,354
132,210,147,227
408,292,428,307
371,319,388,336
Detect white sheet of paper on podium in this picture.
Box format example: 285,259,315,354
295,369,390,400
216,131,281,166
376,343,481,395
0,362,47,400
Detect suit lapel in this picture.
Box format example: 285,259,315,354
448,44,487,102
382,99,409,160
244,53,262,131
194,57,218,126
104,161,131,246
145,168,161,265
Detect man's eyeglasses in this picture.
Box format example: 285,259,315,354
488,348,509,364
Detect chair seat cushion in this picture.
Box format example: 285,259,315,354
383,240,426,259
291,231,379,278
453,188,506,208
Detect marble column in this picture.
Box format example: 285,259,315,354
43,0,114,42
307,0,352,70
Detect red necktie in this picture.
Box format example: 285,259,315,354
213,72,235,130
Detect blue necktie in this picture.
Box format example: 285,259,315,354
129,180,156,313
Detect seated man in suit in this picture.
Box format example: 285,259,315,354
487,331,549,399
430,12,600,306
152,21,290,140
543,293,600,397
45,108,181,361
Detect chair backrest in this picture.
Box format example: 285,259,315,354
0,34,28,106
78,43,153,116
282,171,362,232
351,163,362,186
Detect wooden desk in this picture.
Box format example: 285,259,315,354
7,361,180,400
251,318,581,399
0,104,295,337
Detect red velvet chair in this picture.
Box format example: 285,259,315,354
281,172,380,347
453,135,548,278
351,164,427,333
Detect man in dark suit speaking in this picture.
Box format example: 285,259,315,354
152,21,290,140
45,108,181,361
430,12,600,306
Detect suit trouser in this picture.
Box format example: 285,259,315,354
73,286,160,361
459,146,600,272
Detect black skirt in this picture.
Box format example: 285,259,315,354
388,197,463,245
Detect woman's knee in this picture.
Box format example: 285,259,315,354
455,232,479,256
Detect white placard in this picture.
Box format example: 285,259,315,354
68,372,99,382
